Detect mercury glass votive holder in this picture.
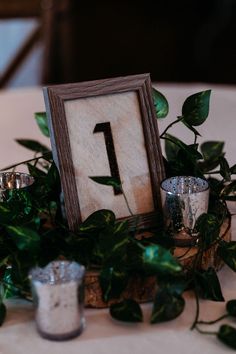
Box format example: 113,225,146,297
29,261,86,341
0,172,34,201
160,176,209,237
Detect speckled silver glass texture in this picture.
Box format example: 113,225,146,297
161,176,209,236
0,172,34,201
29,261,85,341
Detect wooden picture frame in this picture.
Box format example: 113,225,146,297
43,74,165,232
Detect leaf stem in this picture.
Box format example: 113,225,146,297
197,313,228,325
160,116,184,138
177,246,192,259
0,152,52,171
120,186,133,216
195,325,218,336
207,170,221,175
191,287,200,330
210,215,231,248
1,280,32,302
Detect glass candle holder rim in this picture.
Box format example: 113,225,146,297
160,175,209,195
29,260,85,285
0,171,35,189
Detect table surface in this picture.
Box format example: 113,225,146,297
0,83,236,354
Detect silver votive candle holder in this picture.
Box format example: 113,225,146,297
29,261,86,341
0,172,34,201
161,176,209,237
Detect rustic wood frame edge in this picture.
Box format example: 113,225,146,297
43,73,165,232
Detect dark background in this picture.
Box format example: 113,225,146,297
40,0,236,85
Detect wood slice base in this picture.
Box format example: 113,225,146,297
84,218,231,308
174,217,231,271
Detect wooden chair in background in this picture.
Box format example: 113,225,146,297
0,0,42,88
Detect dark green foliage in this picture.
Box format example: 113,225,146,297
15,139,50,154
79,210,116,232
195,268,224,301
230,164,236,174
152,88,169,119
199,141,224,173
0,302,6,326
89,176,121,191
195,213,221,249
142,244,182,275
226,300,236,317
6,226,40,253
34,112,50,137
221,180,236,201
182,90,211,126
164,134,203,177
110,299,143,322
99,267,128,302
151,288,185,323
217,325,236,349
219,156,231,181
151,274,187,323
217,241,236,272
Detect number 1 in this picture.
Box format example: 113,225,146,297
93,122,122,195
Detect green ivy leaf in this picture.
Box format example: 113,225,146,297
15,139,50,154
217,325,236,350
219,156,231,181
110,299,143,322
6,226,40,252
223,180,236,194
152,88,169,119
0,203,13,224
164,135,203,177
195,268,224,301
207,178,224,198
230,164,236,174
208,199,227,226
195,213,220,249
165,134,202,161
142,244,182,275
221,181,236,200
226,300,236,317
201,141,224,161
0,302,6,326
199,141,224,173
79,209,116,232
45,162,61,199
27,163,47,178
96,224,129,267
99,267,128,302
157,274,188,296
187,144,203,160
34,112,50,137
113,220,129,234
2,268,19,298
89,176,122,194
182,90,211,126
151,288,185,323
165,134,189,159
217,241,236,271
164,134,181,161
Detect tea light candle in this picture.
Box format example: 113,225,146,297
0,172,34,201
160,176,209,236
30,261,85,341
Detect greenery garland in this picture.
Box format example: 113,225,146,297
0,89,236,349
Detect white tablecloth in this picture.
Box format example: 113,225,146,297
0,83,236,354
